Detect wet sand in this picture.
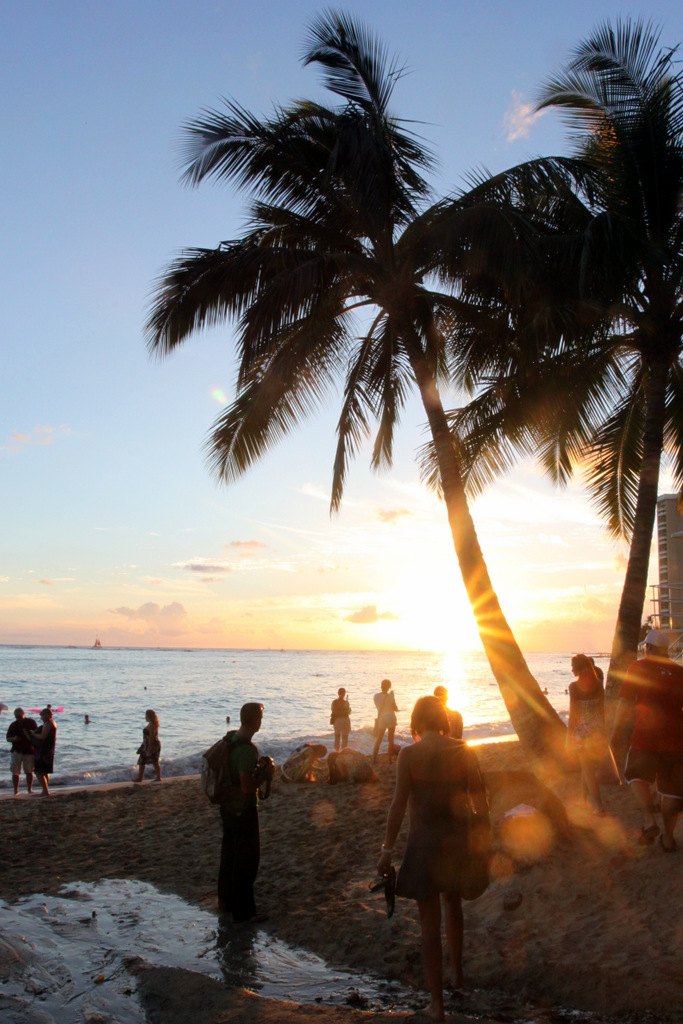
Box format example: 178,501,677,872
1,740,681,1023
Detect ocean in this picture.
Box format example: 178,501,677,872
0,645,599,790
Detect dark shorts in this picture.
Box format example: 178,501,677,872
624,749,683,799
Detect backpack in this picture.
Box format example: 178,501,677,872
200,731,245,804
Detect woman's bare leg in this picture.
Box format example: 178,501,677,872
38,773,50,796
334,731,341,752
417,898,444,1021
372,729,385,763
154,762,162,782
661,795,681,850
579,754,604,813
135,764,144,783
387,726,397,760
443,893,464,987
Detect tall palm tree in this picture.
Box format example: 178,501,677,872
536,19,683,692
146,11,565,758
421,20,683,695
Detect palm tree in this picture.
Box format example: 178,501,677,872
536,19,683,692
146,11,565,759
421,20,683,696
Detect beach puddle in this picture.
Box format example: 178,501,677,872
0,879,411,1023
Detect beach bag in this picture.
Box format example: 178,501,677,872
460,752,492,901
201,733,236,804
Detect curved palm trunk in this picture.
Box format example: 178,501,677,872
405,336,567,764
605,361,669,697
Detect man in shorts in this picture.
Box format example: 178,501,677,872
612,630,683,851
217,702,268,922
6,708,37,795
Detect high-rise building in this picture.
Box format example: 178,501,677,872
656,493,683,630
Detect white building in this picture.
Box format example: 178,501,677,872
655,493,683,630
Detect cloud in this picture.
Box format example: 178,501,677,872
182,562,231,574
224,540,267,556
109,601,188,635
503,90,545,142
376,508,412,524
39,579,53,586
9,424,70,453
345,604,400,624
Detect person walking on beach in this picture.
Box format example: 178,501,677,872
372,678,399,763
218,702,268,923
28,707,57,796
136,709,161,783
612,630,683,851
433,685,464,740
377,696,490,1021
567,655,609,815
330,687,351,751
6,708,37,795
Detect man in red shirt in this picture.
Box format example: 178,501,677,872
612,630,683,851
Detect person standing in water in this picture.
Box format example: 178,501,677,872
136,709,161,783
7,708,37,794
28,708,57,797
372,678,399,763
330,687,351,751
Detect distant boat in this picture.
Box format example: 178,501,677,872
93,637,102,649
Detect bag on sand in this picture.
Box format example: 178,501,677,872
200,735,235,804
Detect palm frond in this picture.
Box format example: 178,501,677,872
205,312,348,484
303,9,402,114
331,319,382,512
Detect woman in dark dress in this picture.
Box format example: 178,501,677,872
30,707,57,796
568,654,608,814
136,709,161,783
377,696,489,1022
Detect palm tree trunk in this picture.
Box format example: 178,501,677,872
605,360,668,698
404,335,567,764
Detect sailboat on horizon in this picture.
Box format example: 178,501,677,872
93,636,102,649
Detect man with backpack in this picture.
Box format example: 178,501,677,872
216,702,268,922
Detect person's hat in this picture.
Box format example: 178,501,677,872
645,630,669,648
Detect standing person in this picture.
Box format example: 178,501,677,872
330,687,351,751
612,630,683,851
29,708,56,797
377,696,489,1021
372,678,399,763
568,654,608,815
6,708,37,795
433,685,464,740
218,702,268,923
136,709,161,783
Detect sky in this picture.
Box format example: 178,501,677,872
2,0,682,654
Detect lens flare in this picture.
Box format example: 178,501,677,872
211,388,227,405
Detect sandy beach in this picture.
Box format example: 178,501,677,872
1,740,681,1023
